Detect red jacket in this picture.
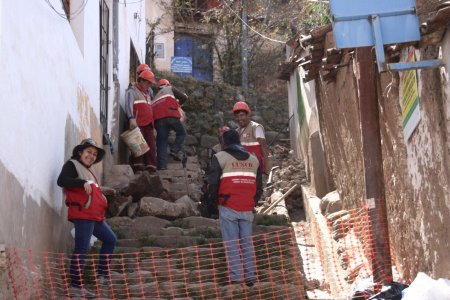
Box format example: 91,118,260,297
151,86,181,121
64,184,107,222
215,150,259,211
130,84,154,126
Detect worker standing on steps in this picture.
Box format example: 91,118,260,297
125,70,157,172
232,101,271,174
206,129,263,287
128,63,154,99
152,79,188,170
57,138,117,299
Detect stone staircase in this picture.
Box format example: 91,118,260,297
79,214,307,299
31,155,309,299
157,157,204,202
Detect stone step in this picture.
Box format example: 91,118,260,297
157,170,200,178
166,164,201,172
116,236,223,249
94,281,305,300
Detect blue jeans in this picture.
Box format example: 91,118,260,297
219,205,256,282
155,117,186,168
70,220,117,287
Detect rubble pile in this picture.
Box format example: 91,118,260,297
103,157,204,220
257,145,308,216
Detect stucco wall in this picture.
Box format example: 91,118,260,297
147,0,174,72
311,31,450,279
0,0,145,253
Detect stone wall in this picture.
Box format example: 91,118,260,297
314,39,450,280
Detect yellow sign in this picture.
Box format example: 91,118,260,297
400,47,421,142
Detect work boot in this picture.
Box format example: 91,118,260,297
170,150,183,161
145,165,157,173
68,286,96,298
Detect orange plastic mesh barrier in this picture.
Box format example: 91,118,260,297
6,228,309,299
5,207,404,299
304,206,404,299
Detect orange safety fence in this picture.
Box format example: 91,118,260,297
5,207,405,300
6,228,308,300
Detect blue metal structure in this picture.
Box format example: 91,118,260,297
330,0,443,72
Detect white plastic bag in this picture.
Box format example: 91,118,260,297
402,272,450,300
70,228,98,246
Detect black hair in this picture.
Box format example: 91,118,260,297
223,129,241,146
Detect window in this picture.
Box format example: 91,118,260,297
129,42,140,83
155,43,165,59
99,0,110,135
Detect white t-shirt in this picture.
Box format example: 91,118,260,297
255,126,265,139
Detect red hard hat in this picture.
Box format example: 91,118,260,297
136,64,151,74
218,126,230,134
139,70,156,84
232,101,251,113
157,79,171,87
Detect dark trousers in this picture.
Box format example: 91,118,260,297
155,117,186,169
131,123,156,169
70,220,117,287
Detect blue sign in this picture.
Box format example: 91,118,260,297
171,57,192,74
329,0,442,72
330,0,420,49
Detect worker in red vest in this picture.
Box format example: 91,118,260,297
57,138,116,298
232,101,270,174
128,64,154,100
125,70,157,172
152,79,188,170
206,129,262,286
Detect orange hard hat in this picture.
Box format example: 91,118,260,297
136,64,151,74
157,79,171,87
232,101,251,113
139,70,156,84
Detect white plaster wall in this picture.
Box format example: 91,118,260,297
125,0,147,62
287,69,302,159
0,0,145,219
146,0,174,71
0,0,92,210
302,76,319,134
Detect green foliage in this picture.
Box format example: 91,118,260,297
299,2,331,30
189,227,221,239
138,236,160,247
254,214,290,226
166,219,190,229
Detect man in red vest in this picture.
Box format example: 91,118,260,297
232,101,270,174
206,129,262,287
152,79,188,170
125,70,157,172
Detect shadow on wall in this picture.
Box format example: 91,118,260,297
0,158,73,253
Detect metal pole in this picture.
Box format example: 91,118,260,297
356,47,393,285
241,0,249,101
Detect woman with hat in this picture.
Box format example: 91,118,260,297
57,138,117,298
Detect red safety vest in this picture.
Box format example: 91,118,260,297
215,151,259,211
151,86,181,121
129,84,154,126
238,121,265,171
64,163,107,222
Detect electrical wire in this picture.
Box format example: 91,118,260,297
44,0,89,20
118,0,144,5
221,0,286,44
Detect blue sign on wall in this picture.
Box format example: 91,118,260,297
171,57,192,74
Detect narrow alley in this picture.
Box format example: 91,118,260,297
2,0,450,300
